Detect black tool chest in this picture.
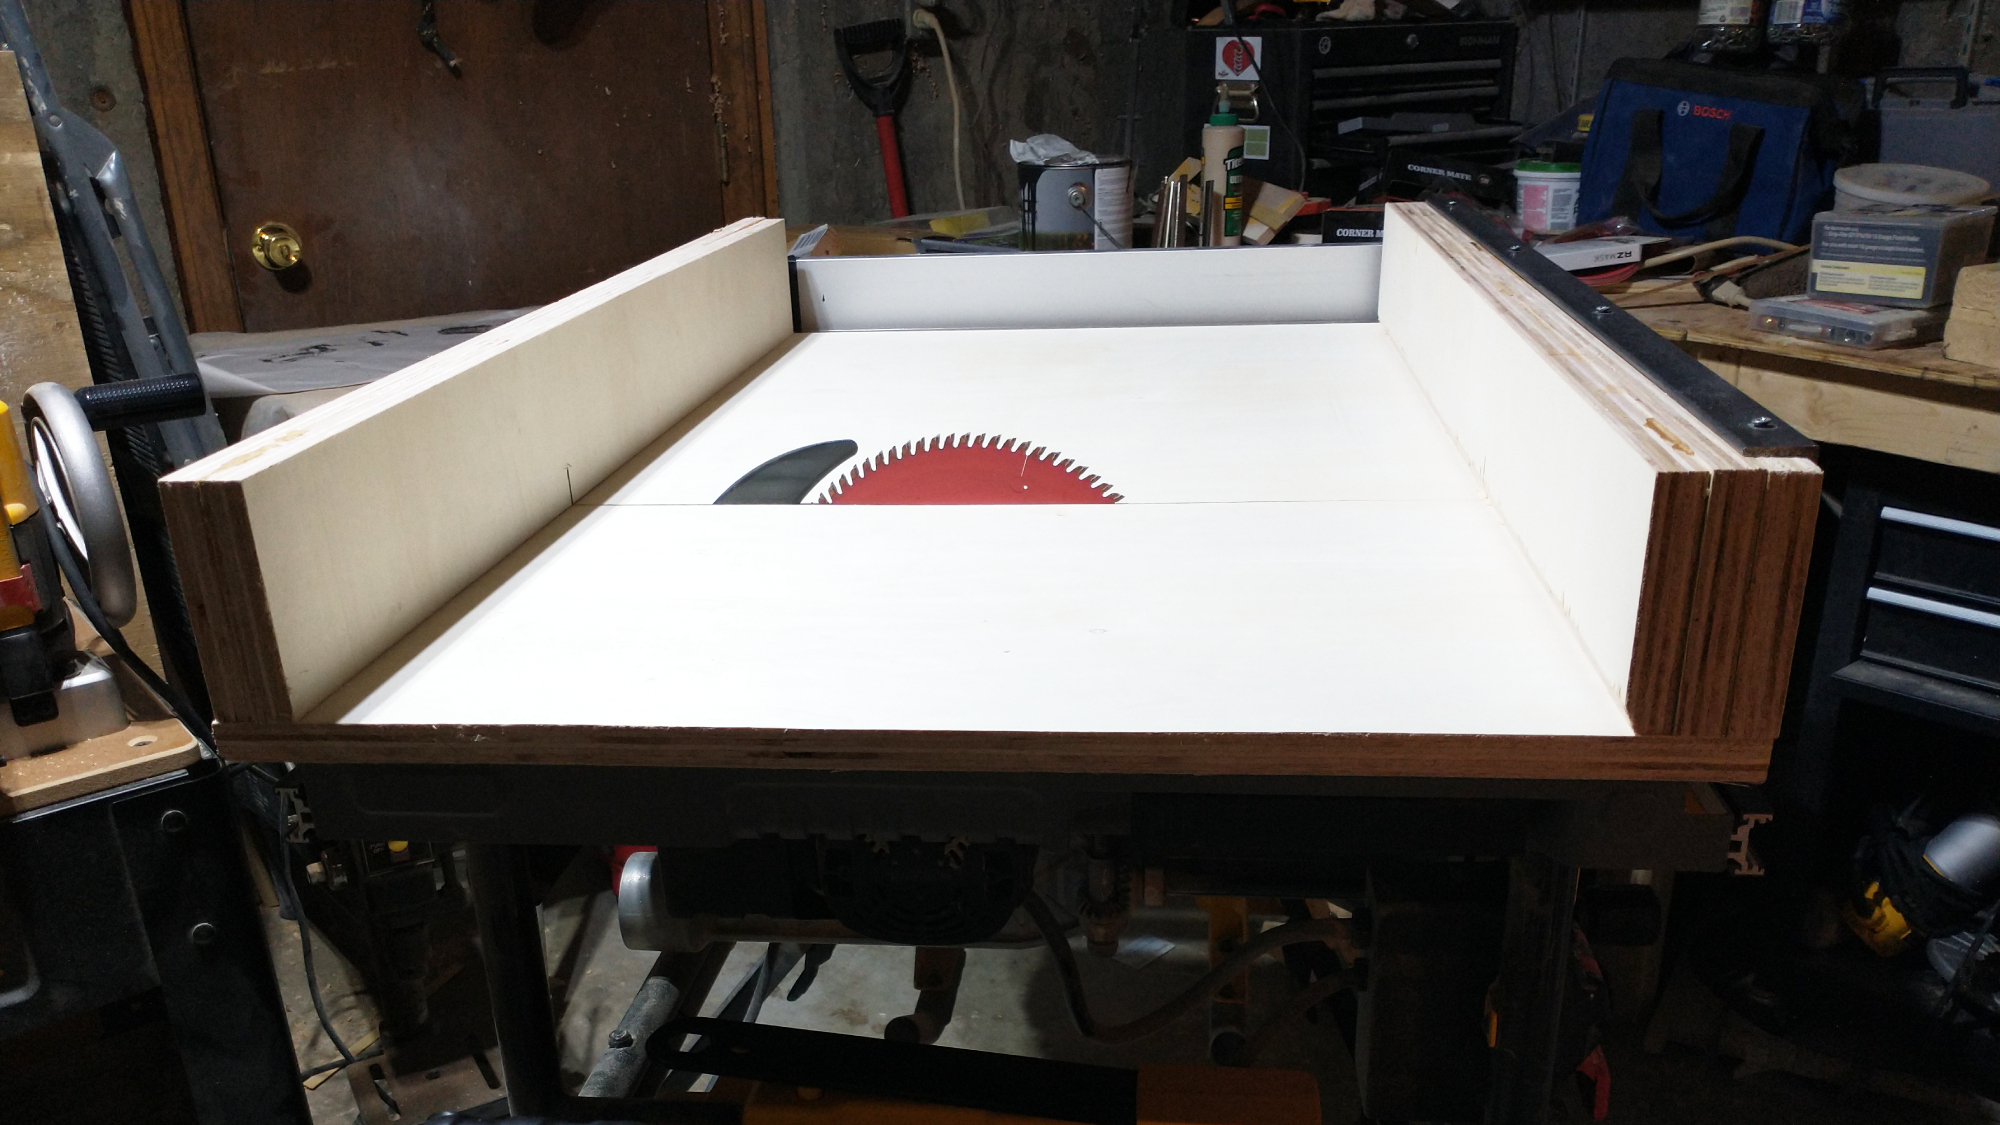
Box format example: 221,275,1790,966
1859,507,2000,693
1787,450,2000,821
1182,19,1519,203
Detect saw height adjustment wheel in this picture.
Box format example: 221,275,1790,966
21,382,138,627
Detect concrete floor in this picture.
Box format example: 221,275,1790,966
266,882,1974,1125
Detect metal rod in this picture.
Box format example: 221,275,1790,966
580,949,720,1098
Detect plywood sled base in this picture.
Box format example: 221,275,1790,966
216,723,1771,782
161,204,1819,782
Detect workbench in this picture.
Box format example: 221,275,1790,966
154,200,1821,1122
1621,295,1998,473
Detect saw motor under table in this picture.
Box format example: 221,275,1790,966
160,200,1819,782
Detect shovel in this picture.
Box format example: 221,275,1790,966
833,18,913,218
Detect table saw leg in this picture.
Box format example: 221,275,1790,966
466,844,567,1115
1485,853,1579,1125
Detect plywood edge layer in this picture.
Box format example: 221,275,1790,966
1669,458,1820,739
158,475,290,721
215,724,1771,783
1623,469,1709,733
1723,460,1822,739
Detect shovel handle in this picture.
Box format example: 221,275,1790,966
875,114,910,218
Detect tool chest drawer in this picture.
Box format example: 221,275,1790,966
1873,506,2000,606
1860,587,2000,691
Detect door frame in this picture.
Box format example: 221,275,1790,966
126,0,780,335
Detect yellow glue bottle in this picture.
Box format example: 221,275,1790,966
1200,93,1246,247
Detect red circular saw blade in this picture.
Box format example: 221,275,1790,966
819,435,1120,505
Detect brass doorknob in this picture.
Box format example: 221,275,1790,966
251,222,303,271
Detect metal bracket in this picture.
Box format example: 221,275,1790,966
1427,194,1816,459
650,1016,1139,1125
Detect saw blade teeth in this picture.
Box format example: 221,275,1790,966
822,436,1122,504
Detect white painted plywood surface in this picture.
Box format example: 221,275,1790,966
794,243,1381,331
312,320,1631,738
598,323,1479,506
320,502,1632,736
1378,205,1666,705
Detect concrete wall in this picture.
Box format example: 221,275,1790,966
766,0,1188,224
12,0,183,315
1894,0,1999,70
1508,0,2000,131
1509,1,1698,127
9,0,1992,288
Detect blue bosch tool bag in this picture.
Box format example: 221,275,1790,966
1579,59,1862,244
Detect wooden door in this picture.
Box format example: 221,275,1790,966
135,1,774,333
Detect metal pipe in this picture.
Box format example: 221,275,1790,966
1156,179,1190,248
618,850,1046,951
580,948,725,1098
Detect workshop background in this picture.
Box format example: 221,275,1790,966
0,1,1996,1124
13,0,1997,236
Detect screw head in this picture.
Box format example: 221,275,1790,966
188,921,216,946
1749,416,1777,429
607,1028,634,1049
158,809,188,833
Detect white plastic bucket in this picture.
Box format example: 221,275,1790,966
1516,165,1582,233
1834,163,1992,210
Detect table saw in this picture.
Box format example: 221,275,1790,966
157,198,1820,1123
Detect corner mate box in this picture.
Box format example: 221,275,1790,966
1807,205,1997,308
